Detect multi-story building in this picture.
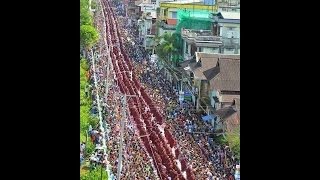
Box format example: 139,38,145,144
136,1,158,51
180,53,239,112
214,11,240,54
181,29,223,61
180,11,240,61
209,55,240,110
217,0,240,12
158,0,218,37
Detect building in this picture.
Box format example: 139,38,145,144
127,0,142,19
138,11,157,51
158,0,218,37
180,11,240,61
211,11,240,54
180,53,239,112
213,99,240,133
217,0,240,12
209,55,240,110
181,29,222,61
136,1,158,52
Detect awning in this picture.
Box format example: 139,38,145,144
201,114,216,122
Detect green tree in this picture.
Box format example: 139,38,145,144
80,25,99,50
226,126,240,160
155,32,182,66
81,165,108,180
80,0,92,26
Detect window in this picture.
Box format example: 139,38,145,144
225,48,234,52
171,12,177,19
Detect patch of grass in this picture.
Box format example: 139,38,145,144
80,165,108,180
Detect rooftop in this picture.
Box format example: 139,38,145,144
210,56,240,91
192,52,219,80
214,104,240,133
220,11,240,20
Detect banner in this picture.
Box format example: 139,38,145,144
184,91,192,101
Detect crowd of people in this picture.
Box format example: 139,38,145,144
81,0,240,179
106,1,190,179
112,1,240,179
80,2,163,179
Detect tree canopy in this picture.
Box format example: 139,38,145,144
80,0,92,26
226,126,240,160
155,32,182,66
80,25,99,50
80,0,98,52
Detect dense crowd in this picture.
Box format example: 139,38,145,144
114,1,240,179
81,0,240,179
82,3,161,179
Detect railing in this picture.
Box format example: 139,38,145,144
182,29,222,42
182,29,213,37
222,38,240,47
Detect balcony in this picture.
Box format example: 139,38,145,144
181,29,222,47
222,38,240,48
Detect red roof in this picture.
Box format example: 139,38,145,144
167,19,177,25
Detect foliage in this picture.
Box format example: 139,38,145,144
81,58,90,70
80,1,106,178
80,60,91,133
226,126,240,160
155,32,182,66
80,59,100,178
80,165,108,180
80,25,99,50
215,134,228,145
80,0,92,26
80,0,99,54
91,0,98,10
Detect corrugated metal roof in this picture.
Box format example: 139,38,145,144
221,12,240,20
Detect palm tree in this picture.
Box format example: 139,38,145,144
155,32,181,66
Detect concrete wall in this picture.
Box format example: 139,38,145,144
220,25,240,39
202,47,219,53
223,48,236,54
